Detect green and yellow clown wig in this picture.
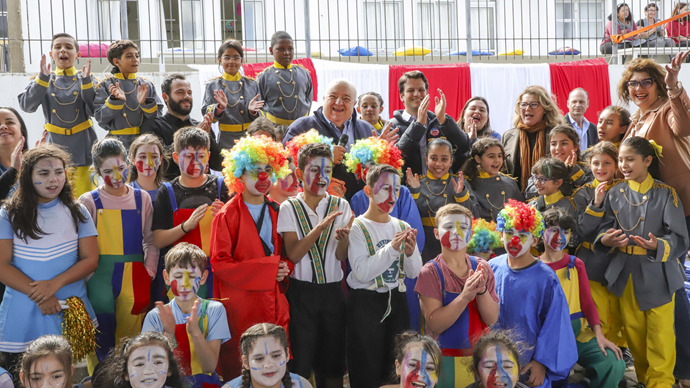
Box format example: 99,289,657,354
222,135,291,193
468,218,503,253
286,129,334,162
496,199,544,239
344,136,404,180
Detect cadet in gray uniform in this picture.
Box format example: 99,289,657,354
202,39,263,150
94,40,162,150
257,31,313,126
18,33,98,197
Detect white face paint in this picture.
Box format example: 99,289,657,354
242,163,274,197
543,226,571,252
24,355,68,388
167,265,203,302
373,172,401,214
436,214,472,251
178,147,209,178
399,345,438,388
246,336,287,388
126,345,169,388
502,228,534,258
303,156,332,196
32,157,66,203
99,155,128,189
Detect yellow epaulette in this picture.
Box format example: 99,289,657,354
498,172,519,182
242,74,256,81
571,185,588,198
138,76,152,84
652,181,680,207
95,74,115,89
204,75,223,85
294,63,311,74
256,66,272,78
29,73,41,80
566,196,577,209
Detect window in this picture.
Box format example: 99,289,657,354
180,0,203,49
0,0,7,39
243,0,265,50
471,0,497,51
417,0,457,51
98,0,121,41
556,0,603,40
360,0,403,53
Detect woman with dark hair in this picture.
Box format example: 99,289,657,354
667,3,690,47
600,3,639,54
0,107,29,201
457,96,500,144
637,2,674,48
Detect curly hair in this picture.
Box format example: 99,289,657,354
344,136,404,180
222,135,290,193
497,199,545,239
512,85,564,128
463,137,505,188
468,218,503,253
285,129,334,167
618,58,668,105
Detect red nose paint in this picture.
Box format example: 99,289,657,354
258,171,268,181
510,236,520,245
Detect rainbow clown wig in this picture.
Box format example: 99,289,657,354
344,137,404,180
221,135,291,193
286,129,334,162
468,219,503,253
496,199,545,239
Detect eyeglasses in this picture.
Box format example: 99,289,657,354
626,78,654,89
531,175,555,185
222,55,243,62
519,102,540,109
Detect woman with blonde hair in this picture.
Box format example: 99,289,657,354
501,85,564,191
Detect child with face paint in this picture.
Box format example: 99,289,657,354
414,204,499,387
571,142,627,349
538,208,625,388
152,127,230,302
19,335,75,388
276,142,352,388
467,218,503,261
347,164,423,388
407,138,478,263
268,156,299,204
463,138,524,222
527,157,577,226
224,323,312,388
345,136,426,333
128,134,168,207
285,129,347,198
0,145,98,383
108,331,185,388
142,243,230,387
210,135,292,379
391,331,442,388
490,200,577,388
593,136,689,387
79,138,157,372
467,330,529,388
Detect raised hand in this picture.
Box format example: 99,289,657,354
593,181,607,207
335,215,355,242
564,150,577,168
109,82,126,101
434,89,447,124
316,207,342,232
452,172,465,194
136,83,149,105
375,121,400,144
417,95,430,126
81,58,92,79
198,112,214,134
467,121,478,141
214,90,228,115
248,94,265,115
405,168,420,189
11,137,24,170
665,51,690,89
156,301,176,335
184,204,209,231
403,228,417,256
210,199,225,216
185,299,203,336
40,54,51,76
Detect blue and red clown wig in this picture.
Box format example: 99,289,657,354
221,135,291,194
496,199,545,239
344,136,404,180
285,129,334,163
467,218,503,254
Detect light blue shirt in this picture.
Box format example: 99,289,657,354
567,114,590,151
245,201,275,253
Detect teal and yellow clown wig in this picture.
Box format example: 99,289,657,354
344,136,404,180
222,135,291,193
468,218,503,254
285,129,334,162
496,199,544,239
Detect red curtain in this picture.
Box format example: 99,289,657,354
549,58,611,124
388,63,472,120
241,58,318,102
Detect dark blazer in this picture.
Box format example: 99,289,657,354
565,113,598,148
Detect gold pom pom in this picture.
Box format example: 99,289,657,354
61,296,97,361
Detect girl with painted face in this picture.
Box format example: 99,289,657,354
491,200,577,388
463,138,523,222
527,157,577,228
407,138,478,263
539,208,625,388
595,136,689,387
78,138,157,371
0,145,98,384
225,323,312,388
391,331,441,388
414,204,499,387
467,330,528,388
128,134,167,207
19,335,75,388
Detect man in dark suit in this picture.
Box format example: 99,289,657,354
565,87,598,150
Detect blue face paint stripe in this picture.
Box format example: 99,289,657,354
320,157,331,186
420,350,432,385
265,342,268,355
496,346,512,385
147,349,151,362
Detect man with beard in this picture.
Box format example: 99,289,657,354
142,73,223,180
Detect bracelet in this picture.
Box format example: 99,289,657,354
180,221,188,234
477,285,488,295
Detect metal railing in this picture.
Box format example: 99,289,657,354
2,0,688,73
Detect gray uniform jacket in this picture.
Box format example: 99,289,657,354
466,172,524,221
201,74,260,149
18,68,98,166
593,177,688,311
94,73,162,150
524,163,593,200
257,63,313,124
529,191,577,217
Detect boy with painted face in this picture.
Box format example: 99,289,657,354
414,204,499,387
346,164,423,388
276,142,352,388
538,209,625,388
490,200,577,388
142,243,230,387
152,127,230,301
210,135,292,380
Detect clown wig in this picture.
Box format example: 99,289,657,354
286,129,334,162
496,199,544,239
467,218,503,253
222,135,291,193
344,136,404,180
